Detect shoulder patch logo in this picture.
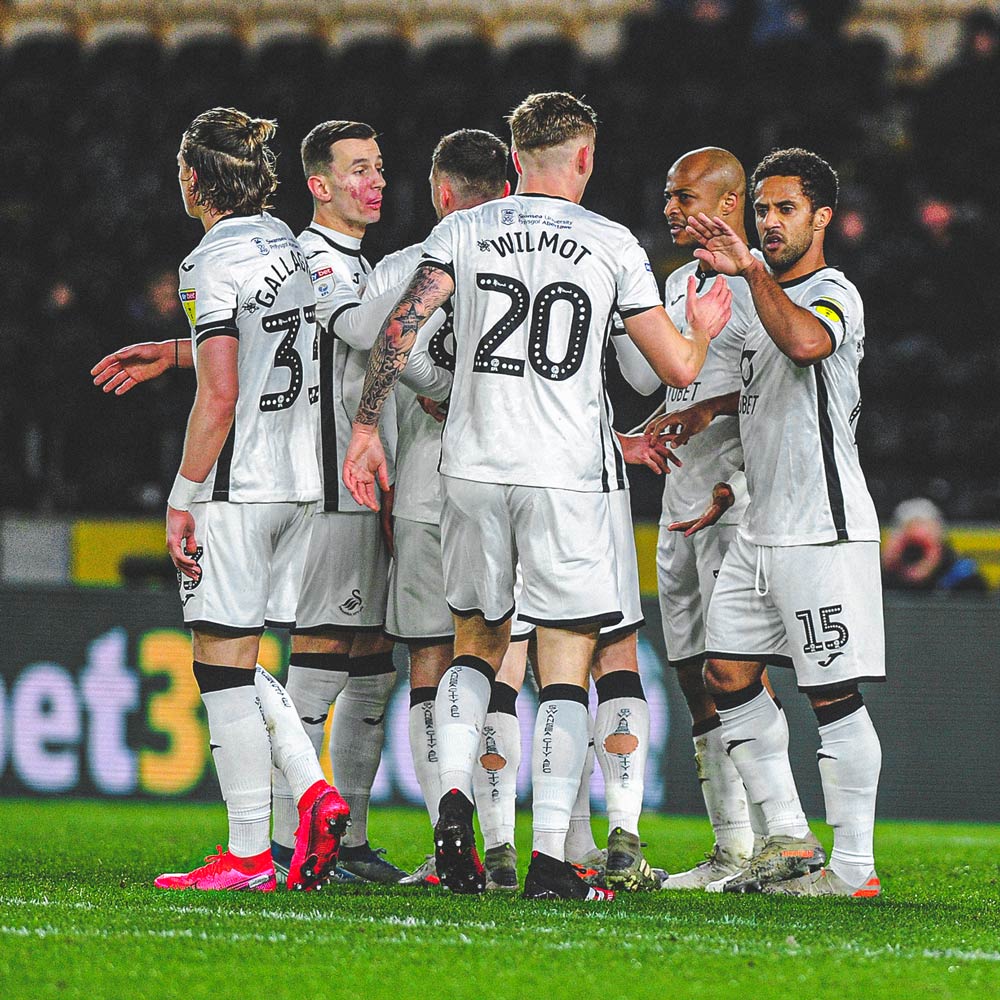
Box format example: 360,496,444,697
179,289,196,326
740,348,757,388
500,208,516,225
251,237,270,256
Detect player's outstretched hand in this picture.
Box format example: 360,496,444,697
343,424,389,512
166,506,201,580
686,273,731,341
91,341,172,395
618,433,682,475
686,214,756,278
668,482,735,537
645,399,714,447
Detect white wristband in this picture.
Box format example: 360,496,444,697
167,473,203,511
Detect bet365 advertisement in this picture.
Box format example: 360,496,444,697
0,588,996,821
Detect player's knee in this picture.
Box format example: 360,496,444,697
703,657,739,694
675,661,715,718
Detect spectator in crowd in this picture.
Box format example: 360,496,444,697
882,499,988,593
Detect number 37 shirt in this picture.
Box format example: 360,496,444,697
420,193,661,493
177,212,321,504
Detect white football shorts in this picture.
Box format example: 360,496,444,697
705,533,885,693
657,520,740,666
294,509,390,633
440,476,622,629
179,500,313,633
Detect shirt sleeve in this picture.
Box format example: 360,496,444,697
804,279,854,353
399,312,454,401
612,331,662,396
179,257,240,345
419,214,458,279
309,250,363,331
615,237,662,319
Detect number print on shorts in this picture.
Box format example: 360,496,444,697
794,604,850,657
474,273,592,381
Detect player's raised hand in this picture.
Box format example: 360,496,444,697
166,506,201,580
686,214,756,277
685,273,731,341
343,424,390,512
645,399,714,447
617,432,682,475
91,341,173,395
668,482,736,537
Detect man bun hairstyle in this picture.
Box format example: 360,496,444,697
301,120,378,178
181,107,278,215
750,147,839,213
431,129,509,200
507,91,598,155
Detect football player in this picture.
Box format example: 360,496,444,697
343,92,731,900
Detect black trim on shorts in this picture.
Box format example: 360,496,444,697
668,652,707,670
447,603,516,628
509,628,535,643
290,622,386,636
383,630,454,647
318,319,339,512
517,609,624,628
814,361,849,540
211,418,236,501
264,619,295,631
597,617,645,646
306,226,362,258
418,257,456,282
186,620,265,638
704,649,796,669
798,675,885,695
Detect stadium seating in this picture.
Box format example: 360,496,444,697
0,1,995,522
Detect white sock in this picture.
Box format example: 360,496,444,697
332,656,397,847
816,698,881,886
435,658,494,800
194,662,271,858
715,683,809,839
408,686,441,826
564,713,599,862
254,667,325,797
473,683,521,850
594,671,649,837
270,653,349,851
531,686,589,861
692,716,754,862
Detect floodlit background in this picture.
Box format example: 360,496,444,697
0,1,997,816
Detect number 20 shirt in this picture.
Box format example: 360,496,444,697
420,194,661,493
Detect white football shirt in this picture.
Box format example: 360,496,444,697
421,194,661,492
737,266,879,545
177,212,321,503
298,223,396,513
655,258,755,527
364,243,453,525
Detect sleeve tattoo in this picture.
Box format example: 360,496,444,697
355,265,454,426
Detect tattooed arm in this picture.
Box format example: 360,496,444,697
343,263,455,510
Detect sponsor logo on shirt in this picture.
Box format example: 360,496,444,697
311,267,334,281
251,237,270,256
179,289,196,326
501,208,516,225
315,281,332,298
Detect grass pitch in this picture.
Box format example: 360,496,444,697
0,801,996,1000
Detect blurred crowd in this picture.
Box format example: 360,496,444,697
2,1,998,520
